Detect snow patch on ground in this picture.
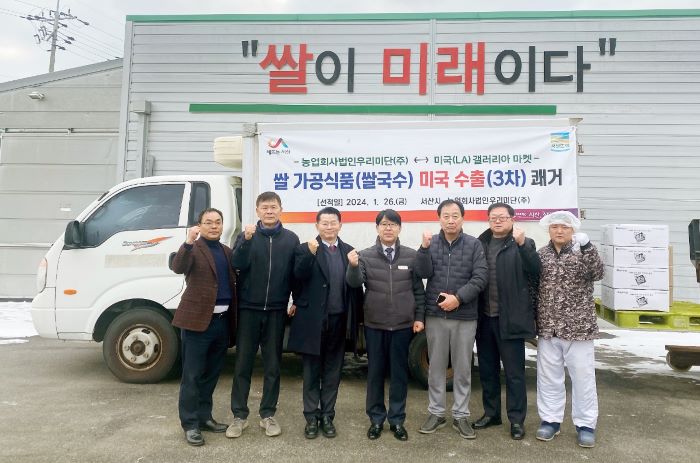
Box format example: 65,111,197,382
525,326,700,380
0,301,37,339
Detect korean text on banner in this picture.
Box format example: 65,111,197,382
258,125,578,223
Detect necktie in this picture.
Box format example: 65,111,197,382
386,247,394,262
329,244,337,253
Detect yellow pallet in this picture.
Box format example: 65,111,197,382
595,301,700,331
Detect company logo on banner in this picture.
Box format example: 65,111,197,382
550,132,571,152
265,137,291,156
258,125,578,223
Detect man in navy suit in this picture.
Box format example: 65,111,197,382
287,207,361,439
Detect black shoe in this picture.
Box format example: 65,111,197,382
390,424,408,441
473,415,502,429
200,419,228,433
304,418,319,439
185,429,204,446
320,416,336,438
511,423,525,440
367,423,383,440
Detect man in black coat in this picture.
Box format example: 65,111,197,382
475,202,541,440
287,207,361,439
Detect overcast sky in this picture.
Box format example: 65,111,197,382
1,0,699,83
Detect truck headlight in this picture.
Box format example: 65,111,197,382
36,258,47,293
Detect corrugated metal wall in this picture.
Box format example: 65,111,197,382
0,66,122,297
122,14,700,302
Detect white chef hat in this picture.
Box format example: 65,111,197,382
539,210,581,231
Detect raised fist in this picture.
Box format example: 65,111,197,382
243,224,256,240
421,230,432,249
348,249,359,267
512,226,526,246
573,232,590,247
307,239,319,255
186,226,200,244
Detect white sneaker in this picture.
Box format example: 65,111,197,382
259,416,282,437
225,417,248,438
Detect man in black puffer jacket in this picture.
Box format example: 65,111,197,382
346,209,425,442
415,199,488,440
474,203,540,441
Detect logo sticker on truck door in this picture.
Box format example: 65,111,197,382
122,236,172,251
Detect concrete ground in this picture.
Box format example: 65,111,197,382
1,337,698,463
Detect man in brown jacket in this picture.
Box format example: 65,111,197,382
171,208,237,446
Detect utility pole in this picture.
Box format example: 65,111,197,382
48,0,60,73
24,2,89,73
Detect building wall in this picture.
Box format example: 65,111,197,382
121,12,700,302
0,64,122,297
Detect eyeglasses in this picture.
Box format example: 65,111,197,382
378,222,399,229
488,216,512,223
201,221,222,226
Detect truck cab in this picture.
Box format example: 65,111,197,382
32,175,240,383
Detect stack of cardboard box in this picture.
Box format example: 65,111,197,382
600,224,670,312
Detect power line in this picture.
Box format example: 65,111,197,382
59,30,121,57
13,0,123,70
61,1,126,46
21,0,101,72
68,44,114,60
9,0,45,9
58,31,119,59
62,46,101,62
68,25,123,54
0,6,25,16
85,22,123,43
61,38,116,60
67,0,123,27
0,11,23,19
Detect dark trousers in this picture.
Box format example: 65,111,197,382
301,313,346,423
178,314,229,431
476,315,527,425
364,325,412,426
231,308,286,419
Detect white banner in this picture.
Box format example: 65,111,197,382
258,124,578,222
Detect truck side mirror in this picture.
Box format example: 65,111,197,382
690,219,700,282
64,220,84,249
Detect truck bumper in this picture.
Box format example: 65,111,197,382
31,288,57,339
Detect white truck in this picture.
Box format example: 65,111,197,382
31,119,578,384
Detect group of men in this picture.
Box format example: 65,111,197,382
171,192,604,450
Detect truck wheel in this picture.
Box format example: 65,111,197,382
408,332,454,391
666,352,692,372
103,308,179,383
